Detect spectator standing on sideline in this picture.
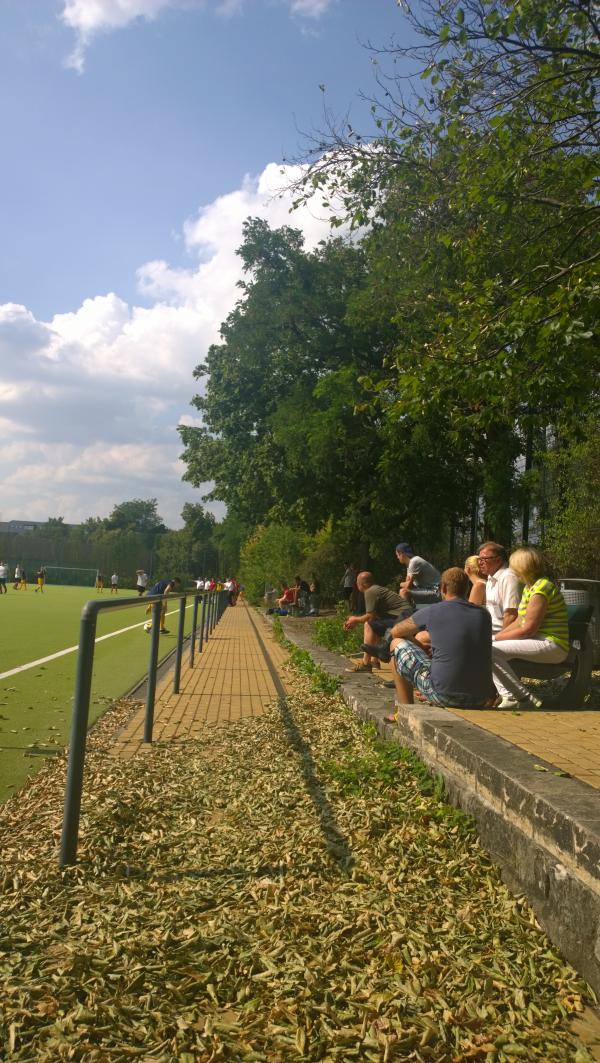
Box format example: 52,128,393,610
340,562,356,604
478,541,521,632
110,572,119,594
144,577,182,634
396,543,441,607
136,569,148,596
0,560,7,593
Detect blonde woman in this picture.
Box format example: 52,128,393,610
492,547,568,709
464,555,487,607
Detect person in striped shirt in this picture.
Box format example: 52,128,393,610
492,547,568,709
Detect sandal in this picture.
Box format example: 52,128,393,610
345,660,379,673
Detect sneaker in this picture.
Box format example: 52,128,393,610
497,694,544,710
160,628,170,634
497,696,520,709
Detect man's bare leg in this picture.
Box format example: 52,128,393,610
390,638,414,704
361,621,381,666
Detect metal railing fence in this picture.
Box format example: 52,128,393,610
59,588,230,867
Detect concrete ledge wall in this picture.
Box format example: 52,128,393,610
278,617,600,995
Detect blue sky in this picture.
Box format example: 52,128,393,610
0,0,408,528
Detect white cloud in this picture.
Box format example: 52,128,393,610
0,160,344,527
60,0,334,71
61,0,191,71
290,0,331,17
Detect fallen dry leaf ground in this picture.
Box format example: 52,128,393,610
0,665,596,1061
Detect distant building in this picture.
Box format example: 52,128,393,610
0,520,78,534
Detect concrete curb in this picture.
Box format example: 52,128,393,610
278,614,600,995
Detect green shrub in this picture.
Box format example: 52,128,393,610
313,603,363,656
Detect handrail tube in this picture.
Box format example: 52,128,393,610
173,597,187,694
143,602,163,743
59,606,99,868
198,594,205,653
190,595,199,668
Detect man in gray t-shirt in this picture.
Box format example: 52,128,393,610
343,571,411,672
396,543,441,607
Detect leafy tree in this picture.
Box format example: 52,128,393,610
180,219,402,553
106,498,167,548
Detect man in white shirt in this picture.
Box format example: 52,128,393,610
0,560,7,593
478,541,521,632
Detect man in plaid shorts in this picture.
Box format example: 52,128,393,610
369,567,498,714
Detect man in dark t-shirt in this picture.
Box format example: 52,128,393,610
374,567,497,709
343,571,412,672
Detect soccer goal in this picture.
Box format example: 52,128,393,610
41,565,98,587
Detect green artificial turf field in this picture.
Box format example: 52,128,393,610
0,584,197,801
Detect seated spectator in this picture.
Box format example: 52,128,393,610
478,541,521,632
343,571,412,672
492,547,568,709
291,575,310,613
276,584,295,610
396,543,441,607
369,567,498,715
464,555,487,607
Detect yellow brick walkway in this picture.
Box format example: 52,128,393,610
450,706,600,789
111,603,289,759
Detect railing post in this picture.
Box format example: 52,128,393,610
59,605,98,867
198,593,206,653
189,594,199,668
173,596,187,694
143,601,162,743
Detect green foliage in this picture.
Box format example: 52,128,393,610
270,617,341,694
179,0,599,569
239,523,306,604
322,723,475,833
106,499,167,548
313,604,363,656
287,644,341,695
544,430,600,579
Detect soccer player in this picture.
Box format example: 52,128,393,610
13,564,21,590
135,569,148,596
34,567,45,593
144,577,182,634
0,560,7,594
95,571,104,593
20,568,28,591
110,572,119,594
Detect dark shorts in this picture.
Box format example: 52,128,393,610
368,614,405,637
341,587,353,601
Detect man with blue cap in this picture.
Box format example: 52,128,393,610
396,543,441,608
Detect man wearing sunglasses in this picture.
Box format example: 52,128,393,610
478,542,521,633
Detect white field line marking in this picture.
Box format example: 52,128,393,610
0,603,194,682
